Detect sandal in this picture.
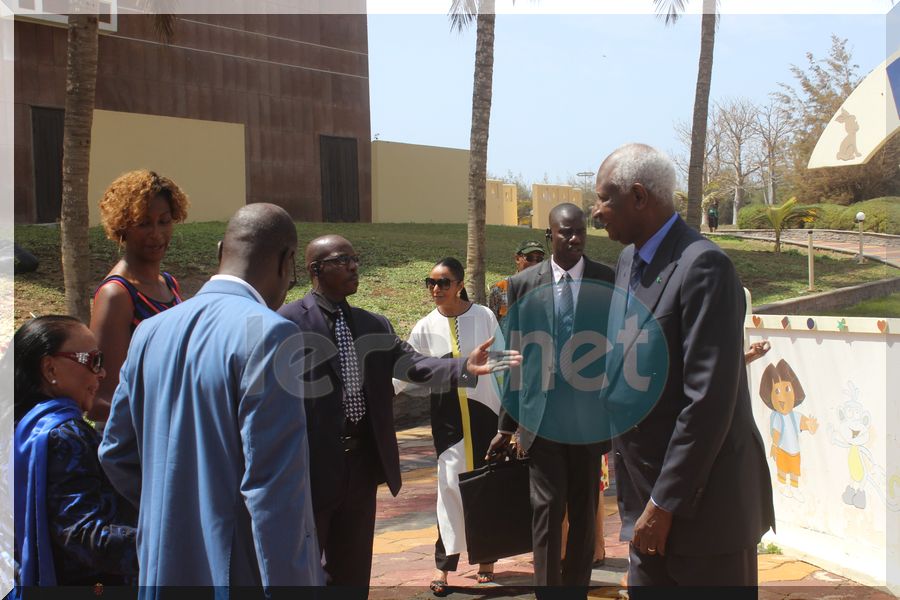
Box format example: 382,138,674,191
430,579,449,597
476,571,495,584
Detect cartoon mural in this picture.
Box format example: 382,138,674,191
759,359,818,501
828,381,900,512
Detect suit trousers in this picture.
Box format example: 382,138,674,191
528,436,601,588
315,443,381,593
628,544,758,598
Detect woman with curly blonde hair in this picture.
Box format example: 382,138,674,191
89,170,189,420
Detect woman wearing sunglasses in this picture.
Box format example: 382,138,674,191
394,258,502,595
13,316,138,587
90,170,189,421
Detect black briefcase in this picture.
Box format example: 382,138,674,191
458,458,533,564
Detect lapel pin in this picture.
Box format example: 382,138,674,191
656,276,662,284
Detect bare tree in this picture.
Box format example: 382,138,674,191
715,98,761,224
752,101,793,205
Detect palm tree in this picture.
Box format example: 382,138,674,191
60,2,175,321
748,197,816,253
449,0,496,304
654,0,718,231
60,0,100,322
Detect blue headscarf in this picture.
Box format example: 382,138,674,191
14,397,83,587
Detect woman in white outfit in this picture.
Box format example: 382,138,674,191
394,257,502,596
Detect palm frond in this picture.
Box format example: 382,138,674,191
449,0,479,33
137,0,177,43
653,0,687,26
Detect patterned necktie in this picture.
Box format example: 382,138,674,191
557,273,575,345
628,253,646,309
334,307,366,423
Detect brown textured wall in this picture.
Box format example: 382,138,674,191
14,13,371,223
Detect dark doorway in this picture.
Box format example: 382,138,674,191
319,135,359,222
31,107,65,224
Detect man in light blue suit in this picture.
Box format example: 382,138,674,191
99,204,324,589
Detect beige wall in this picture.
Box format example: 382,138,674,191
485,179,518,226
372,141,522,226
88,110,246,226
372,140,469,223
531,184,579,230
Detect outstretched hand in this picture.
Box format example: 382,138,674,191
466,336,521,376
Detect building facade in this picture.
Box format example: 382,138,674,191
14,8,371,224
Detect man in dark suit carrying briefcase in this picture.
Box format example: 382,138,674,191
487,203,615,593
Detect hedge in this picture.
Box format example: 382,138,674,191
736,197,900,234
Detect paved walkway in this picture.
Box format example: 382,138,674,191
369,426,895,599
712,230,900,268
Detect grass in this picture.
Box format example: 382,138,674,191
837,292,900,318
14,222,897,339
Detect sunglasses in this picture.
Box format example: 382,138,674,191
52,350,104,374
425,277,458,290
319,254,361,268
519,253,544,264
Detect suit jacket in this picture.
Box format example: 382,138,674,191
278,292,471,512
609,216,775,556
99,279,323,587
498,256,615,451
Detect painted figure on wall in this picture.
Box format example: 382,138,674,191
759,359,819,502
828,381,900,511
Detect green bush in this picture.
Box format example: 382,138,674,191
738,198,900,234
804,203,846,229
736,204,768,229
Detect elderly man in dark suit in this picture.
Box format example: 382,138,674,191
278,234,517,593
487,203,615,593
592,143,775,593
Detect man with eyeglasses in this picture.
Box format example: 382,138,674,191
100,204,323,588
278,234,519,594
488,240,545,323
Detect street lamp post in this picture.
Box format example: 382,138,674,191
577,170,594,214
855,211,866,264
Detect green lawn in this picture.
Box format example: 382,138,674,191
14,222,897,338
837,292,900,318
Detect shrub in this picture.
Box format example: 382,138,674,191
740,198,899,234
736,204,769,229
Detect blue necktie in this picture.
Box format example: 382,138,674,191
628,253,646,310
557,273,574,342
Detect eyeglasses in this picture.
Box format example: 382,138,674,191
52,350,104,374
425,277,457,290
519,253,544,264
319,254,361,268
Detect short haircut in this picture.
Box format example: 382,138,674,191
99,170,189,242
607,144,676,206
758,359,806,409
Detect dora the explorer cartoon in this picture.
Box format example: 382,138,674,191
759,359,819,501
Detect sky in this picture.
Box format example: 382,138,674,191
367,6,895,186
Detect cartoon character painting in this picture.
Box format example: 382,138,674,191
828,381,900,511
759,359,819,501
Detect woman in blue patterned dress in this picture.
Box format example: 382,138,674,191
90,170,189,421
13,315,138,587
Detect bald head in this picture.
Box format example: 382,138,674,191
549,203,585,228
305,234,352,267
218,203,297,309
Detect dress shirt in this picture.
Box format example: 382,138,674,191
210,274,266,306
549,255,585,313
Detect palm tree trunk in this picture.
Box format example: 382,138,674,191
685,0,716,231
465,0,495,304
60,1,99,322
